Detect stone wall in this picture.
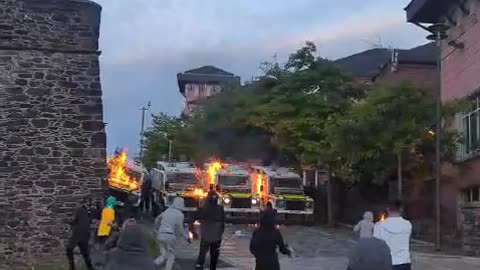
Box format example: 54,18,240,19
0,0,106,268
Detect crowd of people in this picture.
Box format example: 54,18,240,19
66,188,411,270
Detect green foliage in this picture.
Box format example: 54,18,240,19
327,83,462,183
141,113,194,168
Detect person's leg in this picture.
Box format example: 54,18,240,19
78,241,94,270
66,239,76,270
195,240,210,269
209,241,221,270
164,237,176,270
154,239,167,266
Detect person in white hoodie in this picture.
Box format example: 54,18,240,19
153,197,191,270
373,200,412,270
354,211,374,238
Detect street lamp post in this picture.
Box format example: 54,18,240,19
139,101,151,163
426,23,449,251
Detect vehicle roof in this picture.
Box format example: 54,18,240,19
251,166,300,178
218,164,249,176
157,161,197,173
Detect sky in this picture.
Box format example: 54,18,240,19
94,0,429,157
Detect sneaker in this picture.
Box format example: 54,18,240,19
154,257,165,266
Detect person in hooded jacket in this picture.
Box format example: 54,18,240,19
194,190,225,270
374,200,412,270
347,237,392,270
97,196,118,246
354,211,374,239
66,197,94,270
105,223,155,270
250,211,291,270
154,197,190,270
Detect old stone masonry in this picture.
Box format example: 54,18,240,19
0,0,107,268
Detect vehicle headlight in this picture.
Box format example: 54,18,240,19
223,196,231,205
251,198,258,205
305,200,314,209
275,200,285,209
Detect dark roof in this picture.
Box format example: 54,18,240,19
183,65,234,76
397,42,437,64
334,48,391,78
405,0,452,24
177,65,241,95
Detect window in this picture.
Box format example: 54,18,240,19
199,84,206,97
461,93,480,157
463,186,480,203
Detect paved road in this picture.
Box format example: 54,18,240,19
85,224,480,270
209,225,480,270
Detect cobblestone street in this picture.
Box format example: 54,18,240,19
172,225,480,270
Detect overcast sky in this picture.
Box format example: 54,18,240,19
94,0,428,156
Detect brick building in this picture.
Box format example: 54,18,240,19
373,42,438,92
335,43,438,91
177,66,241,116
406,0,480,254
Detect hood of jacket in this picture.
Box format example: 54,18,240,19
117,224,149,253
348,238,392,270
106,196,117,209
105,224,155,270
170,197,185,211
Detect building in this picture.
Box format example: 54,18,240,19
373,42,438,92
177,65,241,116
334,43,438,91
406,0,480,254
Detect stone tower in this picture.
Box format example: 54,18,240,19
0,0,107,268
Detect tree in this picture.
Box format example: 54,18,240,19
326,83,462,190
141,113,193,168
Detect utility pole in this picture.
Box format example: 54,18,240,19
427,23,448,251
327,164,334,227
397,151,402,200
139,101,151,163
168,140,173,162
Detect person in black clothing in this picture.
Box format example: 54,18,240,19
140,172,153,214
195,190,225,270
250,211,291,270
66,197,95,270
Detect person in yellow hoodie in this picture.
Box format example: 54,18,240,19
97,196,118,246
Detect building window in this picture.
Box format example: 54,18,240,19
463,186,480,203
461,93,480,156
199,84,206,97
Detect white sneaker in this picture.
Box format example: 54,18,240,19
154,256,165,266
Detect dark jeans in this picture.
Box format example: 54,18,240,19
196,240,221,270
66,239,93,270
393,264,411,270
140,194,151,213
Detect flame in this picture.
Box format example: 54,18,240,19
188,231,194,240
207,160,226,186
380,214,386,222
192,187,207,198
107,149,140,192
253,171,267,199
